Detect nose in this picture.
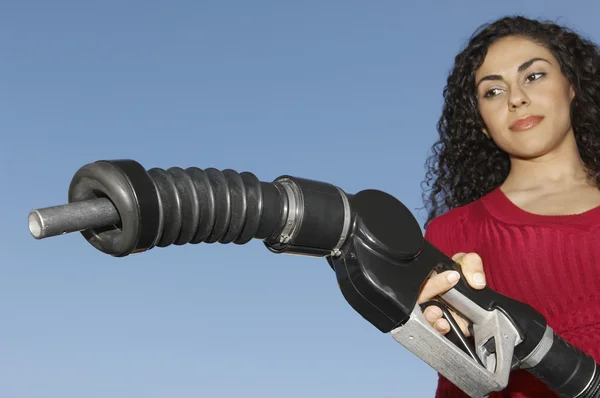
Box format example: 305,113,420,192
508,85,529,110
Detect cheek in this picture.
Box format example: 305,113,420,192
478,102,505,132
559,89,574,111
547,89,573,123
543,79,574,109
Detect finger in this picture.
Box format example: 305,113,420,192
418,270,461,303
434,318,450,334
447,308,472,337
451,252,467,261
455,252,487,289
423,305,443,324
455,317,471,337
430,306,472,337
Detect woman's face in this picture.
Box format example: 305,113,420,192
475,35,575,160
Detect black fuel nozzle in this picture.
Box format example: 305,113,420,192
28,159,351,258
28,158,600,398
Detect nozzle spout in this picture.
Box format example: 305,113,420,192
28,198,120,239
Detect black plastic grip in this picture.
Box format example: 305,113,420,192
68,160,284,256
527,333,599,398
67,160,350,259
145,166,281,246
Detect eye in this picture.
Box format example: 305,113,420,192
484,87,504,98
525,72,545,83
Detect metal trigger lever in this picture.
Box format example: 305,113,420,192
420,300,484,368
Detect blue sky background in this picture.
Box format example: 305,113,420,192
2,1,600,397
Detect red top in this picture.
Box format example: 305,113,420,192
424,187,600,397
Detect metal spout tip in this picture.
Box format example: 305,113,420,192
28,211,44,239
27,198,121,240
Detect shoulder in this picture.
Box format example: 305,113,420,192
424,201,475,238
424,199,486,257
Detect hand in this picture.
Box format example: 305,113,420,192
418,252,487,337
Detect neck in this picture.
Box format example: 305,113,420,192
502,132,590,192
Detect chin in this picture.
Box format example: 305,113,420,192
509,150,551,160
504,141,564,160
495,139,556,160
494,127,573,160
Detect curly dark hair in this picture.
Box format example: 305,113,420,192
422,15,600,228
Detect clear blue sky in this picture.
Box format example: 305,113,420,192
2,1,599,397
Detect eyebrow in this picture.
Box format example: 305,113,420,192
475,57,552,88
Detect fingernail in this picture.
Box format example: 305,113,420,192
425,307,441,322
447,271,460,283
473,272,486,286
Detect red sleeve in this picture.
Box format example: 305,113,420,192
434,376,470,398
423,206,475,257
422,208,477,398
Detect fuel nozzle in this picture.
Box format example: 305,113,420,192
28,159,351,258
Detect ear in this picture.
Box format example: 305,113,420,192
482,128,490,138
569,85,576,100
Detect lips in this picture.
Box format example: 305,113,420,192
509,115,545,132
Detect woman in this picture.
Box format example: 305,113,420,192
418,16,600,397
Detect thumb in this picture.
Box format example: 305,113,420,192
454,252,487,290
